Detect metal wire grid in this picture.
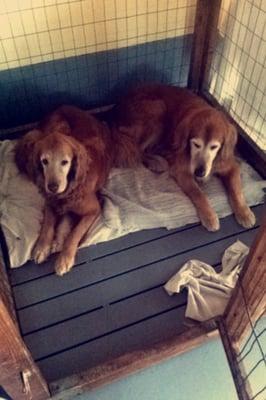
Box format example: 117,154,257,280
204,0,266,151
229,283,266,400
0,1,196,67
0,0,196,129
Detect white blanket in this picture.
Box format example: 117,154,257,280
0,140,265,268
164,241,249,321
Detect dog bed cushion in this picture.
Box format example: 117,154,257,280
0,140,265,268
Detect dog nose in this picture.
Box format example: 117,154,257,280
194,166,206,178
48,182,59,193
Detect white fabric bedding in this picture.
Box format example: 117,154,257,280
0,140,265,268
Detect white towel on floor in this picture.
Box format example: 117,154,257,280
164,241,249,321
0,140,265,268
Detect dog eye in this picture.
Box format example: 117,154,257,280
210,145,219,150
193,142,201,149
61,160,69,166
41,158,48,166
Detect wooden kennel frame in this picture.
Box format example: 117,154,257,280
0,221,265,400
0,1,265,399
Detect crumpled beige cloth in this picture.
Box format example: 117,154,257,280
164,241,249,321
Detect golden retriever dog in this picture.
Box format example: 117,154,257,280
15,106,114,275
109,83,255,231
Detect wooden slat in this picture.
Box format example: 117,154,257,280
188,0,209,91
87,223,197,261
223,219,266,344
19,221,261,382
8,226,196,287
12,206,264,308
10,204,264,286
188,0,222,92
18,229,259,335
23,286,187,360
9,224,197,285
0,297,50,400
38,306,187,382
0,260,18,327
198,0,222,92
50,323,218,400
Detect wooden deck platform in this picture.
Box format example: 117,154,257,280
8,204,265,383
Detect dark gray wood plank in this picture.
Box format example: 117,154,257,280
9,224,197,285
37,306,187,382
18,228,259,334
23,286,186,360
9,204,264,285
11,207,264,308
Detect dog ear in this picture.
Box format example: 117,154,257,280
171,115,192,154
68,139,91,185
220,122,238,161
15,129,43,180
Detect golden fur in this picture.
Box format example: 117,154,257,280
15,106,114,275
109,83,255,231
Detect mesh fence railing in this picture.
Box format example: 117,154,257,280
0,0,196,130
219,222,266,400
232,287,266,400
203,0,266,151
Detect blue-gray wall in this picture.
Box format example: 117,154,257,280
0,35,192,130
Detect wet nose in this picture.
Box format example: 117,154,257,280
194,166,206,178
47,182,59,193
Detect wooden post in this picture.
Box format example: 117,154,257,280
223,219,266,345
0,294,50,400
218,220,266,399
188,0,222,93
0,259,18,327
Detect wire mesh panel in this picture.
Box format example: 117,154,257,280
203,0,266,151
0,0,196,130
221,299,266,400
219,222,266,400
236,311,266,399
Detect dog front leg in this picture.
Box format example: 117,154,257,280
32,205,56,263
55,202,101,276
220,163,256,228
174,171,220,231
51,214,74,254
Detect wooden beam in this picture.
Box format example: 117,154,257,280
0,297,50,400
223,219,266,345
0,260,18,327
202,91,266,178
50,323,218,400
188,0,222,92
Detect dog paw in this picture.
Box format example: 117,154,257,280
51,240,63,254
235,207,256,228
200,211,220,232
54,253,75,276
32,242,51,264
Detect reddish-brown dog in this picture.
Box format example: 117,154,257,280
110,83,255,231
15,106,114,275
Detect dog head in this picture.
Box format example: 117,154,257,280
16,128,90,196
37,133,76,194
173,108,237,180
